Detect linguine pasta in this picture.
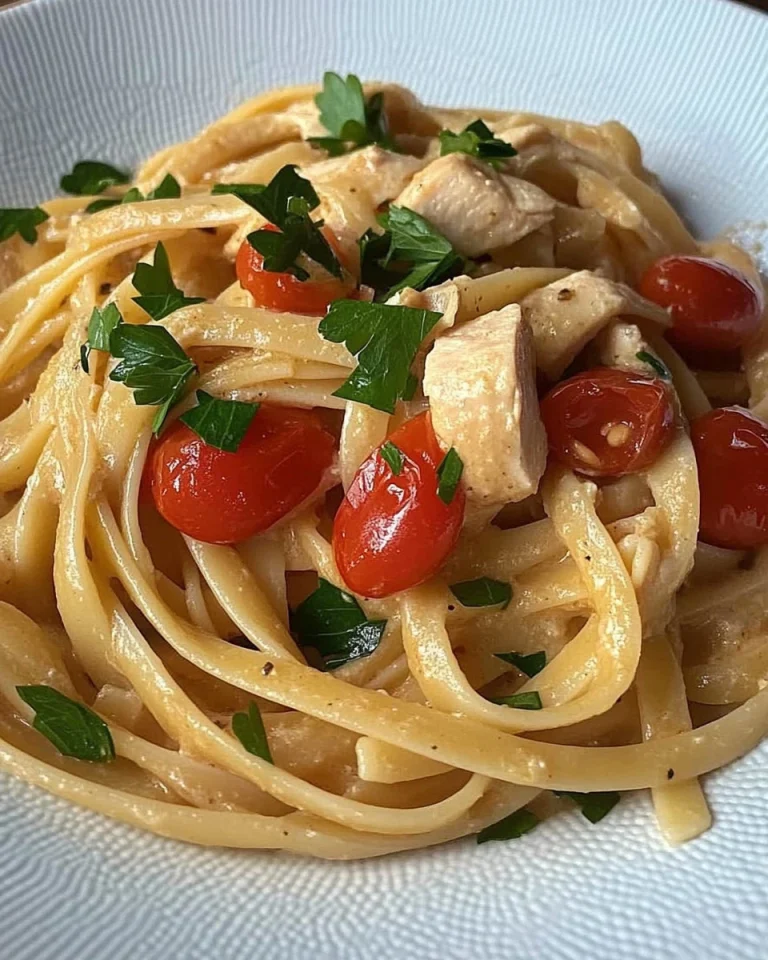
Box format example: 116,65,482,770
0,78,766,859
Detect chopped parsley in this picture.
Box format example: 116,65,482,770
17,685,115,763
131,242,205,322
232,701,273,763
213,166,341,280
360,205,466,300
0,207,49,244
439,119,517,169
436,447,463,504
449,578,511,609
636,351,671,380
291,578,387,671
555,790,620,824
85,173,181,213
309,72,396,155
490,691,543,710
495,651,547,678
319,299,441,413
477,808,539,844
380,440,404,475
179,391,259,453
59,159,131,196
80,302,123,373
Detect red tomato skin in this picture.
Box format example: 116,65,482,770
540,367,675,478
235,225,353,315
691,406,768,550
639,255,764,359
149,405,336,544
333,412,465,598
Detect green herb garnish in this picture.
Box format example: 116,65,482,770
436,447,463,504
80,302,123,373
17,685,115,763
0,207,49,244
636,351,671,380
179,390,259,452
555,790,620,824
131,242,205,322
319,299,441,413
495,650,547,678
213,166,341,280
85,173,182,213
309,72,396,155
491,691,543,710
109,323,197,435
477,808,539,844
232,701,273,763
439,119,517,169
450,578,511,609
60,160,131,196
380,441,404,475
291,578,387,670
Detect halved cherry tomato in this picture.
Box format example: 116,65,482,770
638,255,764,361
149,405,336,544
333,412,465,598
236,224,354,315
691,406,768,550
540,367,675,477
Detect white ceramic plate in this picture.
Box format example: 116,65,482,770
1,1,768,957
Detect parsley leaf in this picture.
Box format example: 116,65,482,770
477,808,539,844
635,351,671,380
555,791,620,824
80,302,123,373
109,323,197,434
450,578,511,609
132,242,205,322
495,650,547,678
213,167,341,279
0,207,49,244
310,72,395,155
17,685,115,762
436,448,463,504
86,175,182,214
319,299,441,414
291,579,387,670
490,691,543,710
360,206,466,299
232,701,273,763
179,390,259,452
60,160,131,196
439,119,517,169
380,440,404,475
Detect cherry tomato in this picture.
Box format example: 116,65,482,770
691,406,768,550
540,367,675,477
149,405,336,544
333,412,465,598
236,225,354,315
639,255,764,360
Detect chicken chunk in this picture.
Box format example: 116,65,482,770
520,270,669,380
423,304,546,506
393,153,555,257
597,320,662,376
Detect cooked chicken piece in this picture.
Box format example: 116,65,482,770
424,304,546,506
393,153,555,257
306,146,426,207
597,320,660,375
520,270,669,380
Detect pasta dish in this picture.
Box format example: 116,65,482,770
0,75,766,859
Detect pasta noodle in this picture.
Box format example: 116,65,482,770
0,77,765,860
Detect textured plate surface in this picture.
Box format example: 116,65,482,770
1,0,768,958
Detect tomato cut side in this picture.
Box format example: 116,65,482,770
639,255,764,361
149,405,336,543
235,225,354,315
691,406,768,550
333,412,465,598
540,367,675,477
